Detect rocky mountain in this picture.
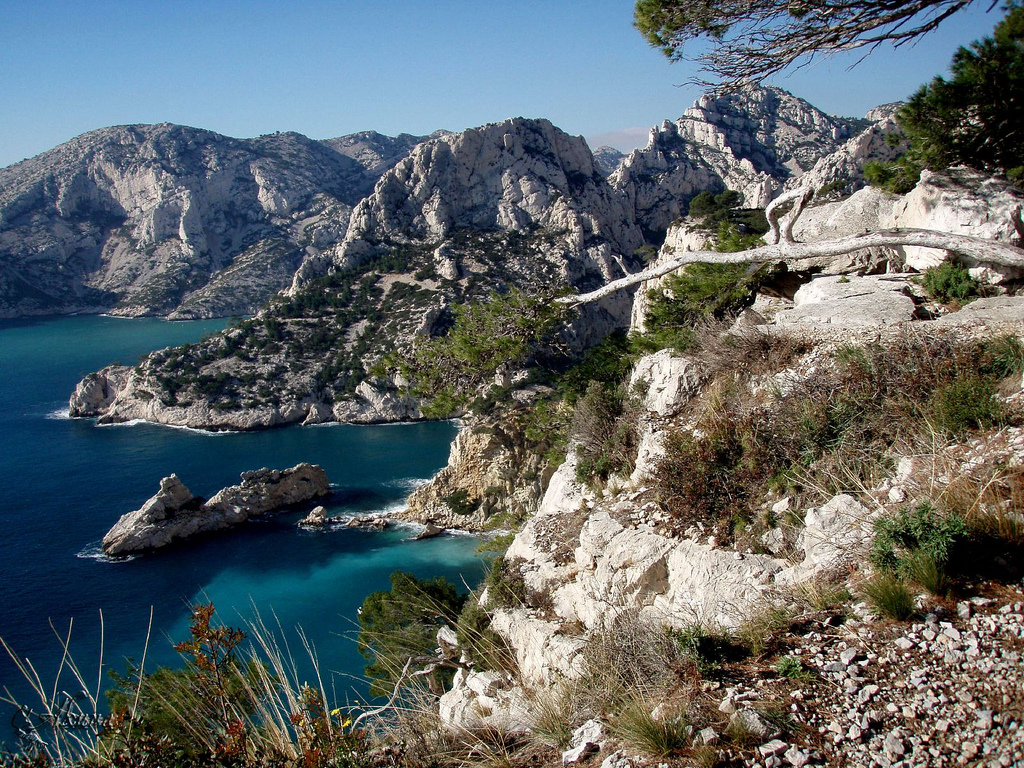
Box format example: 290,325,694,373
590,145,626,177
0,124,429,319
65,88,912,431
70,118,645,430
611,86,869,240
293,117,644,287
320,130,448,177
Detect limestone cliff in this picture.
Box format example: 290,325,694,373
0,125,426,319
399,417,553,532
427,172,1024,755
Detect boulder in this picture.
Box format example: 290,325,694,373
649,541,786,630
562,719,604,764
932,296,1024,327
413,523,444,540
102,464,330,555
437,668,532,732
555,511,675,629
776,494,875,585
885,168,1024,279
788,186,898,274
629,350,703,417
490,609,587,687
774,275,916,327
298,505,329,528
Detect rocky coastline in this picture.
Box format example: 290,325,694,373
102,463,330,555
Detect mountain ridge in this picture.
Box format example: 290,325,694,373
0,123,433,319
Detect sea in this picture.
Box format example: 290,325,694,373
0,314,484,745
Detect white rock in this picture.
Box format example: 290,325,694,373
650,540,786,630
777,494,875,585
774,275,916,327
885,167,1024,279
629,350,703,417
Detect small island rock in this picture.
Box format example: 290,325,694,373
102,463,330,555
413,523,444,540
298,505,329,528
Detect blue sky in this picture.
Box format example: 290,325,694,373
0,0,1005,169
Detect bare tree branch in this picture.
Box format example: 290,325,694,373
634,0,983,89
348,653,469,732
558,225,1024,308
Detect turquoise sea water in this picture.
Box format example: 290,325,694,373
0,315,481,743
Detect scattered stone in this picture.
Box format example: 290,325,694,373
759,739,788,758
839,648,861,665
599,751,632,768
729,709,781,741
784,746,811,767
697,727,719,746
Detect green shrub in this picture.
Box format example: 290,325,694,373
558,330,635,403
713,220,764,253
863,157,921,194
571,381,641,484
671,624,737,677
775,655,812,680
872,503,966,569
634,261,773,353
610,695,690,759
404,289,568,417
455,595,516,674
443,489,480,516
870,503,967,595
920,262,982,304
930,376,1000,435
357,571,466,696
986,335,1024,378
483,557,528,608
861,573,916,620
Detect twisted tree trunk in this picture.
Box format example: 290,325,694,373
557,189,1024,308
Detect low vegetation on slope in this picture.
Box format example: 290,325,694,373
122,227,584,417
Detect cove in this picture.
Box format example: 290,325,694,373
0,315,482,744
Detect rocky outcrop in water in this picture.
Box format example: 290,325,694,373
101,463,329,555
0,125,427,319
